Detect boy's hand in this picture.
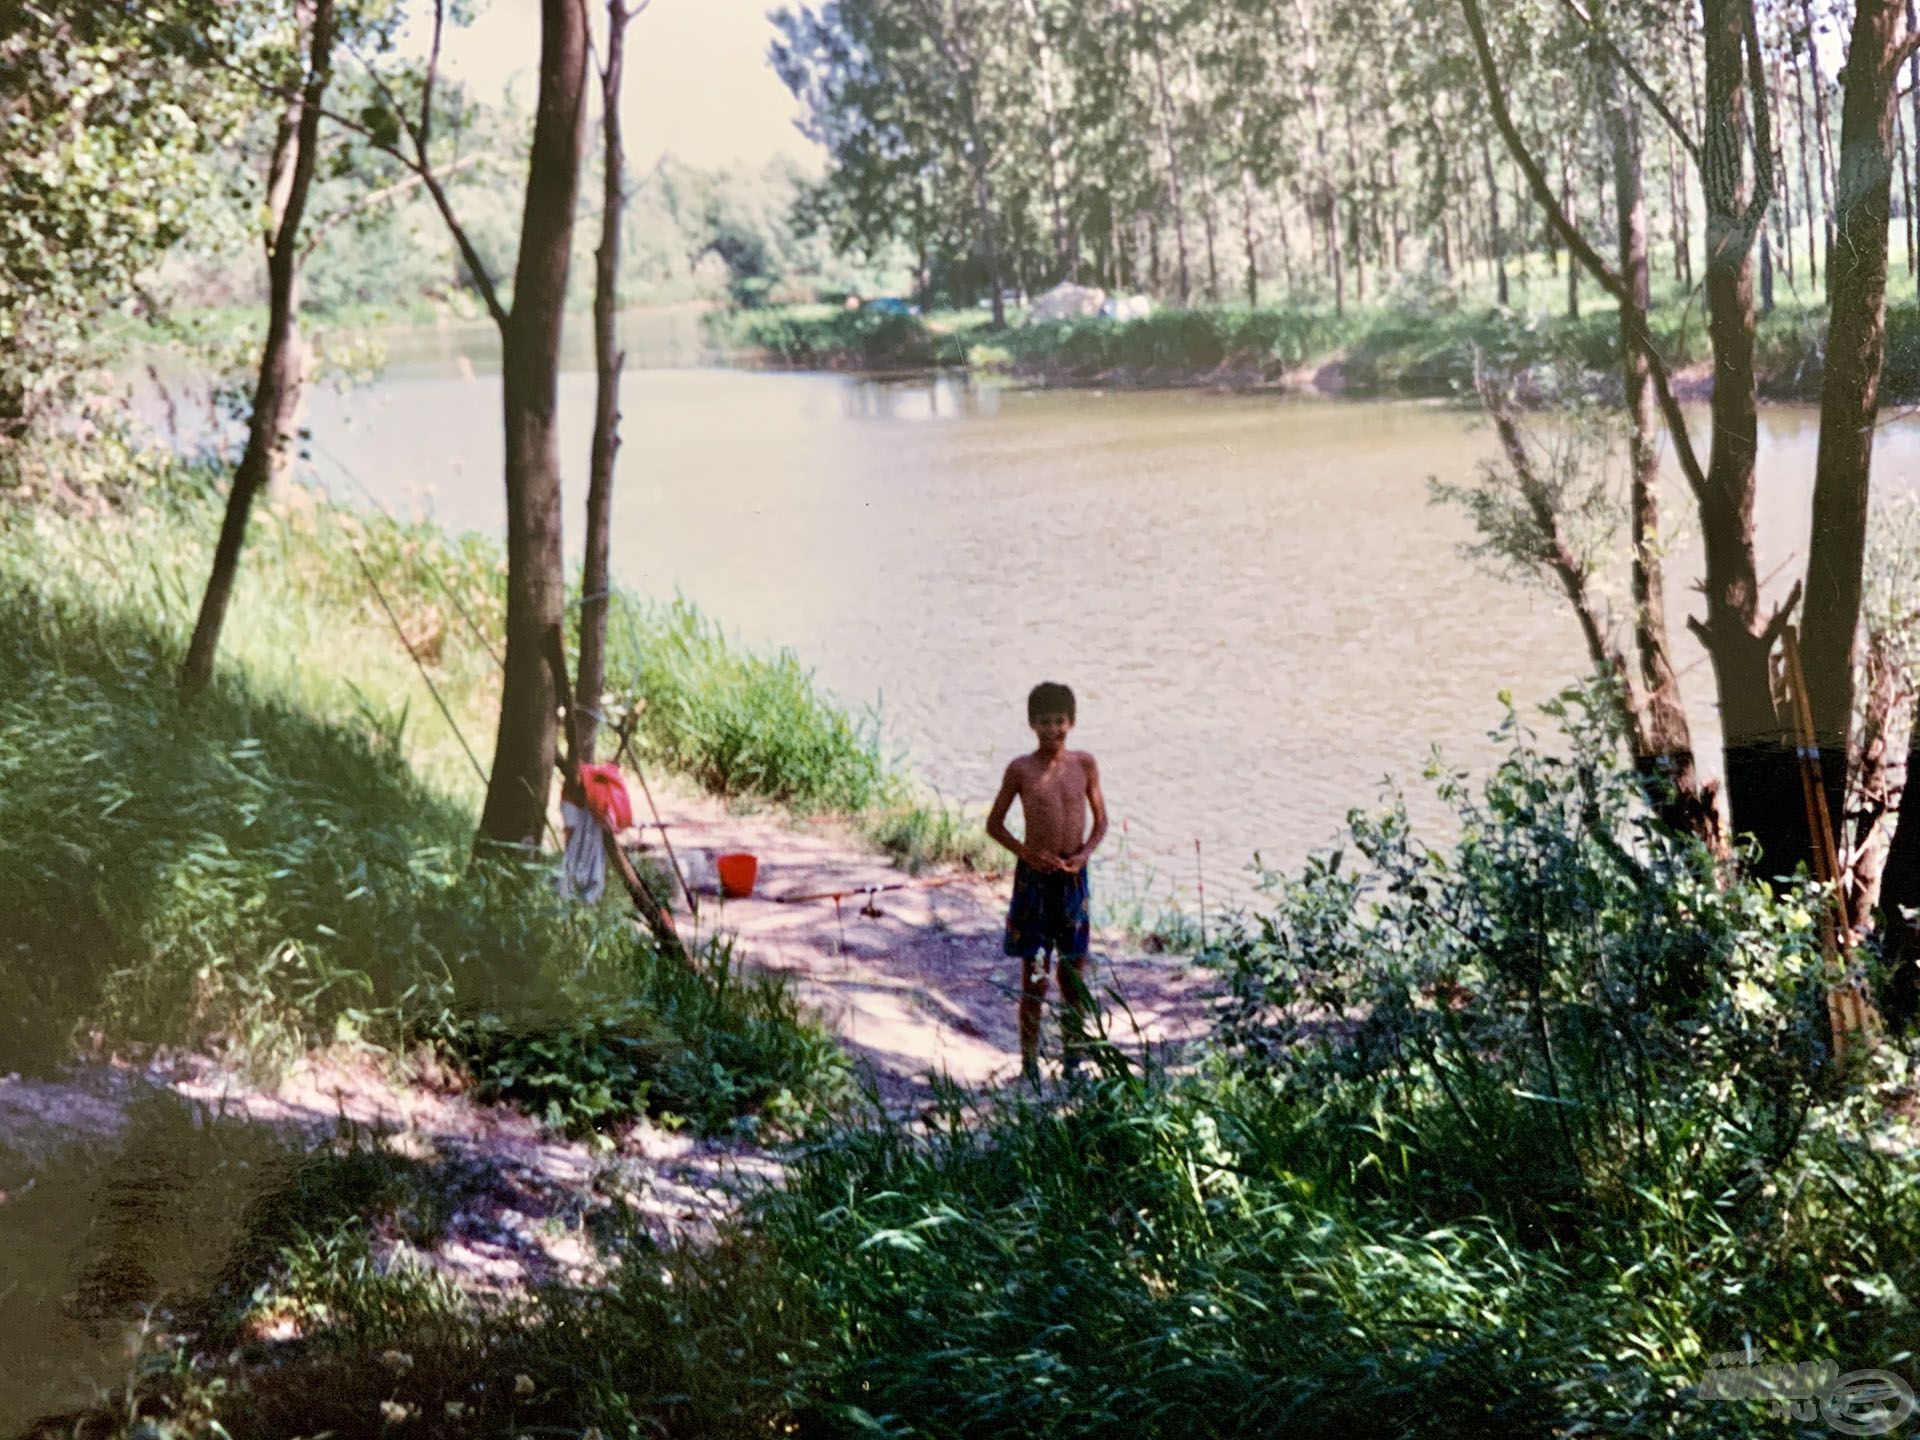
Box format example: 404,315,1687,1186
1057,851,1088,874
1025,850,1065,873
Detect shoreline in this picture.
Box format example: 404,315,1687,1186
700,297,1895,406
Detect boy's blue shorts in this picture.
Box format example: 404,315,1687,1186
1004,860,1090,961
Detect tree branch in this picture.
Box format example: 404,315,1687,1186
1554,0,1701,165
297,151,492,262
1458,0,1713,507
420,0,444,153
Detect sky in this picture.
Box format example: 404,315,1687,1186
441,0,823,173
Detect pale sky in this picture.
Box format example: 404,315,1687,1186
441,0,822,173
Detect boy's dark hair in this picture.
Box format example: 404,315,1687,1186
1028,681,1076,722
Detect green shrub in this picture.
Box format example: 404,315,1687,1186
1212,687,1830,1238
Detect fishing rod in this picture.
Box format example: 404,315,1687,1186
1781,625,1879,1064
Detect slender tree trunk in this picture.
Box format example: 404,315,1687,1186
1386,148,1405,272
1295,0,1339,313
1482,136,1508,304
1760,217,1776,313
1881,723,1920,1021
180,0,335,701
1599,71,1708,838
1803,0,1838,299
1149,39,1191,304
1562,134,1579,317
1276,193,1295,293
1909,0,1920,296
1698,0,1805,877
1900,106,1915,276
1803,0,1904,876
1018,0,1071,279
1346,106,1366,305
1790,51,1819,293
1238,137,1260,306
479,0,591,850
1187,56,1220,302
974,149,1006,327
1773,53,1797,285
577,0,630,764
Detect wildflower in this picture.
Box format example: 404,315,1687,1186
513,1373,536,1397
378,1399,414,1424
379,1349,414,1374
443,1402,466,1420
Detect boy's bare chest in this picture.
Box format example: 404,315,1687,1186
1019,759,1085,811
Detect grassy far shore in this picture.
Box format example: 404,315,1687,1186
707,274,1920,404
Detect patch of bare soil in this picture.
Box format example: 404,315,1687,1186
639,775,1221,1110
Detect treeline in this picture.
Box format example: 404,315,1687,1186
773,0,1920,322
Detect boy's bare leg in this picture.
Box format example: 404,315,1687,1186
1020,954,1050,1080
1059,955,1094,1071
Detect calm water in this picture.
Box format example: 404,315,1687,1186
301,325,1920,905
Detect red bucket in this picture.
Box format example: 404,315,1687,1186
715,851,759,898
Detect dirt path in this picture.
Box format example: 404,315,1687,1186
0,785,1227,1432
0,786,1224,1428
640,777,1223,1110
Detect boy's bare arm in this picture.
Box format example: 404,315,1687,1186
1062,754,1108,873
986,761,1060,870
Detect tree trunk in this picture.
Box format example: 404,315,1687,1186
1017,0,1071,279
1238,137,1260,306
1793,50,1819,290
577,0,630,764
972,145,1005,328
1276,192,1295,293
1900,106,1915,276
1346,107,1366,306
1149,39,1190,304
180,0,334,701
1803,0,1904,880
1562,135,1579,317
1910,0,1920,296
1698,0,1805,878
1760,217,1775,313
1482,136,1508,305
1602,73,1709,840
1386,147,1404,272
1803,0,1838,299
1773,52,1796,285
1881,725,1920,1022
478,0,591,851
1295,0,1339,313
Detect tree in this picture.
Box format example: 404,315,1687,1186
179,0,338,701
479,0,591,850
0,3,230,449
577,0,642,763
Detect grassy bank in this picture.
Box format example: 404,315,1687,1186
0,470,904,1135
55,691,1920,1438
710,290,1920,403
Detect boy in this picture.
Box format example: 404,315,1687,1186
986,681,1109,1082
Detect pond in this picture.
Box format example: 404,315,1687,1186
303,325,1920,907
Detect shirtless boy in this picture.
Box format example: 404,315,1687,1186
986,681,1109,1081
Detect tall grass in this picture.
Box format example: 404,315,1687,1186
606,591,1001,873
0,475,846,1135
